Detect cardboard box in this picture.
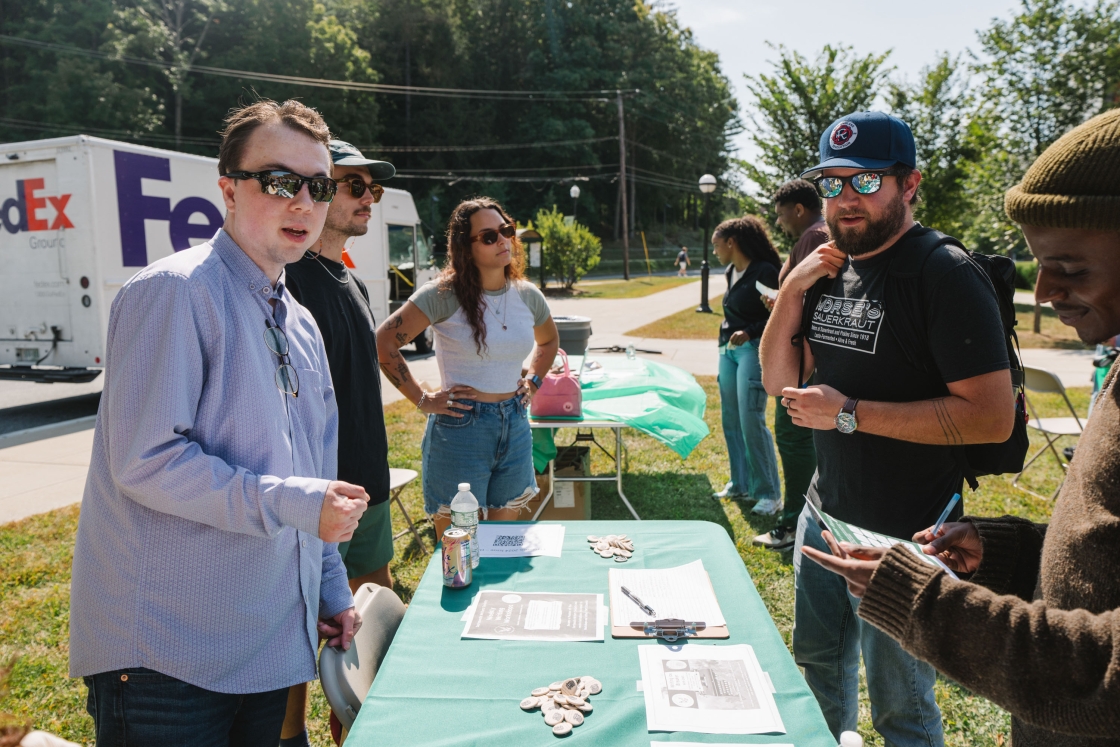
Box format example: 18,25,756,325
528,445,592,521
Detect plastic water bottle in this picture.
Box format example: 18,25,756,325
625,343,636,360
450,482,479,569
839,731,864,747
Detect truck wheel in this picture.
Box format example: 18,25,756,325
414,328,434,354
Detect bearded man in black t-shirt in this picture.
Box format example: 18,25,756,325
759,112,1014,746
280,141,397,747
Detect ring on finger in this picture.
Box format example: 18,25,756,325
448,392,455,401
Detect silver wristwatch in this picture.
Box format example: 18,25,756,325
835,397,859,434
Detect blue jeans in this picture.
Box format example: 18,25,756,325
83,668,289,746
718,341,780,500
421,395,536,514
793,507,944,746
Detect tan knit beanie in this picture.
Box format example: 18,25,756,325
1005,107,1120,230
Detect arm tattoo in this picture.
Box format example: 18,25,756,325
396,331,412,345
386,313,404,330
379,362,402,387
931,398,964,446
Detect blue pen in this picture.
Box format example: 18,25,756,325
931,493,961,537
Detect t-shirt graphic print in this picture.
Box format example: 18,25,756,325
809,294,885,354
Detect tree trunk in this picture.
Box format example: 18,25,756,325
1033,302,1042,334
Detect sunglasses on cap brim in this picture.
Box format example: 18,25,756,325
224,170,338,203
469,223,517,245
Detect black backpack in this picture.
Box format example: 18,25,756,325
796,228,1029,490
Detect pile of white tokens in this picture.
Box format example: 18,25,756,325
587,534,634,562
520,676,602,737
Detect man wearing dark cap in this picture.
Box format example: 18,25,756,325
279,140,397,747
760,111,1015,745
800,108,1120,747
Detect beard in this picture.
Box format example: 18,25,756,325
324,210,371,237
826,192,908,257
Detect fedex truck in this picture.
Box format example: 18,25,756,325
0,135,435,384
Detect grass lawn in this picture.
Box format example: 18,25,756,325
629,300,1091,351
0,384,1085,746
1014,302,1091,349
626,303,724,338
545,275,697,300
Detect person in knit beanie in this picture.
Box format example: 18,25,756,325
802,107,1120,747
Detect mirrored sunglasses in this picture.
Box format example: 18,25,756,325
469,223,517,245
225,170,338,204
814,172,886,199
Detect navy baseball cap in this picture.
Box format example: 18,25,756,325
329,140,396,181
801,111,916,180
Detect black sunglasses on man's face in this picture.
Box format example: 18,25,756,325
224,170,338,203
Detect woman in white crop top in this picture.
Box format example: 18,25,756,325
375,197,559,537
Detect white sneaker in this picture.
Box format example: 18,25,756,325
712,482,748,499
751,498,782,516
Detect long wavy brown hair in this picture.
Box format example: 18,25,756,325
440,197,526,354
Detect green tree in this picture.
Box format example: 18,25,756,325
739,44,892,203
535,206,601,289
888,54,976,239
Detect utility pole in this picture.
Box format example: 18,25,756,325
617,90,630,281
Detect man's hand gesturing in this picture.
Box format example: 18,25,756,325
319,481,369,542
785,242,847,293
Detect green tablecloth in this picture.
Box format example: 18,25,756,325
531,356,710,471
345,520,833,746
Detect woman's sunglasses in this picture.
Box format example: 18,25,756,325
814,172,888,199
469,223,517,245
341,178,385,203
224,170,338,204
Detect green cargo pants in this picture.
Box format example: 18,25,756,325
774,395,817,529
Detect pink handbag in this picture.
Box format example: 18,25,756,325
531,348,582,418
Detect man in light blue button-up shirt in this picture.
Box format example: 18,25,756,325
70,100,370,746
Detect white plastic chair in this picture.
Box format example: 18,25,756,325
1012,366,1084,500
318,583,407,735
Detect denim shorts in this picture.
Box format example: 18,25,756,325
421,395,537,515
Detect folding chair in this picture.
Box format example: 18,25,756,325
319,583,407,743
1012,366,1084,500
388,468,428,554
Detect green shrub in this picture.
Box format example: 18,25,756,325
534,207,602,289
1015,260,1038,290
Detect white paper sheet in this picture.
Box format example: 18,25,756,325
460,591,605,641
609,560,726,627
638,644,786,735
476,523,565,558
653,743,794,747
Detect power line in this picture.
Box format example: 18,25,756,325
0,116,218,147
0,35,638,101
400,163,611,174
395,172,618,183
368,136,616,153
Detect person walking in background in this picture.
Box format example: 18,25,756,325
760,111,1015,746
70,99,367,745
375,197,560,538
755,179,825,550
711,216,783,515
801,107,1120,747
677,245,690,276
280,140,397,747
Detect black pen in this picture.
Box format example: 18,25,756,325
621,585,656,616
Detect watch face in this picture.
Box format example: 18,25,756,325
836,412,858,434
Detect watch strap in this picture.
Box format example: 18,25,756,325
842,397,859,415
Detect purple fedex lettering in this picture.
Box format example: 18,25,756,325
113,151,223,266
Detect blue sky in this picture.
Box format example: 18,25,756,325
670,0,1019,159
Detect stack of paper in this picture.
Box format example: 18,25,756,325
608,560,726,627
461,591,607,642
638,644,785,735
476,523,566,558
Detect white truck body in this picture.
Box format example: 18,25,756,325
0,135,433,382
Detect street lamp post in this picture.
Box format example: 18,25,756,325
569,184,581,221
697,174,716,314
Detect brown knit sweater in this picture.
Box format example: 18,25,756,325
858,365,1120,746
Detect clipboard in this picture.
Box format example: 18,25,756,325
611,569,729,639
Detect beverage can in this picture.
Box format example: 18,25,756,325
442,527,472,588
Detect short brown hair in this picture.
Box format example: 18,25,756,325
218,99,331,175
